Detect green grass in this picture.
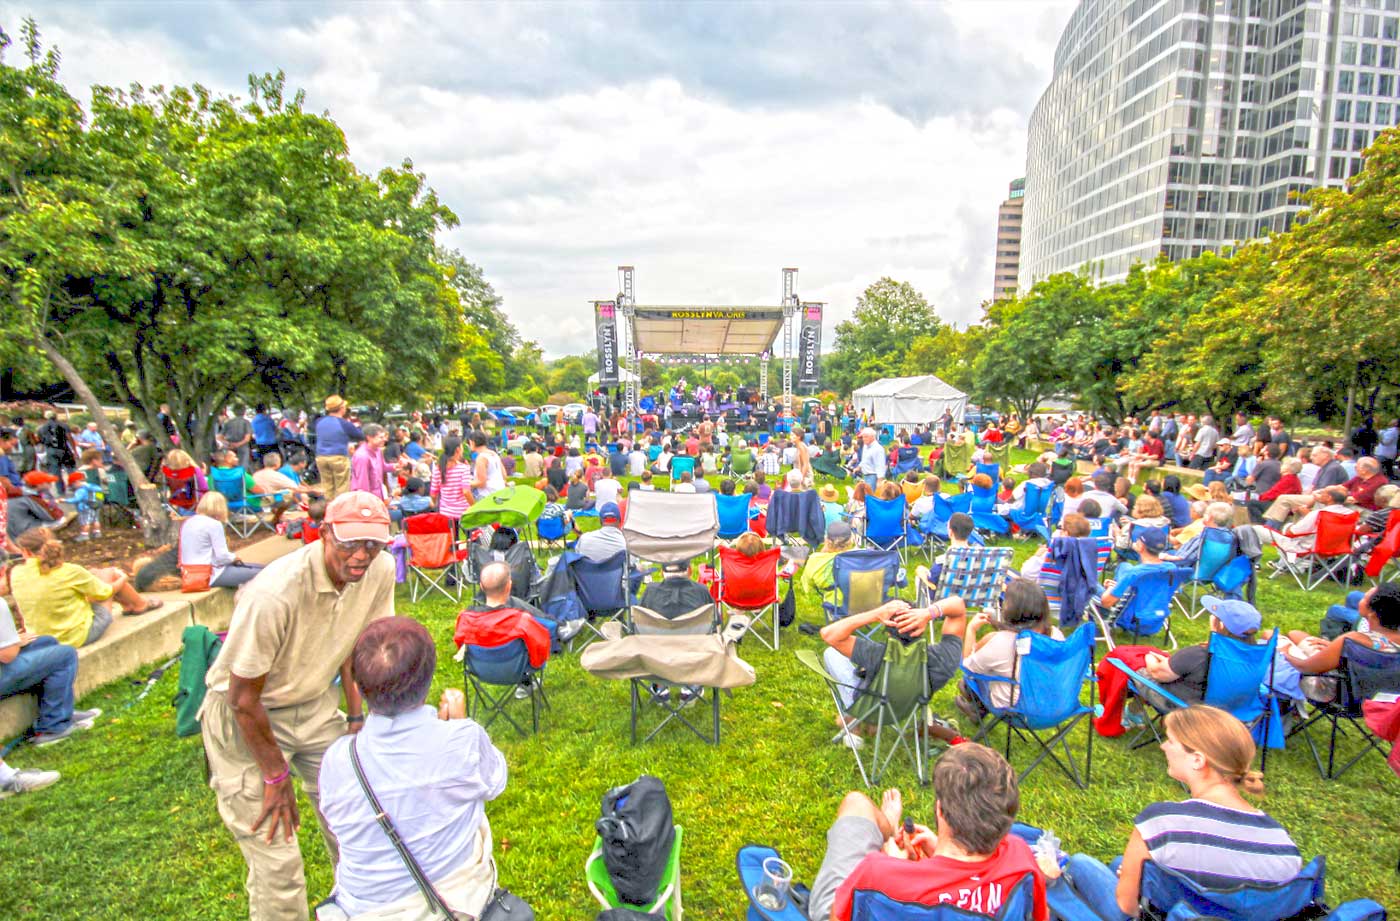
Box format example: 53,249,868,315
3,457,1397,918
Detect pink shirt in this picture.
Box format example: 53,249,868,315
350,444,388,500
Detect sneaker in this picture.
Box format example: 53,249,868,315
32,723,90,746
0,768,61,798
679,687,702,706
74,534,90,543
92,531,103,540
841,733,865,751
513,685,532,700
650,686,671,706
71,708,102,726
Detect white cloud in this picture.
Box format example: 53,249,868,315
18,0,1078,357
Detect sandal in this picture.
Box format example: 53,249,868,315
124,598,165,616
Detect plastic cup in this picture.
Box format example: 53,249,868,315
753,856,793,910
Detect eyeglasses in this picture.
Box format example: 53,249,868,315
328,531,388,556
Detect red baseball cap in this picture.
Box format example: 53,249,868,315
323,491,392,543
23,471,57,487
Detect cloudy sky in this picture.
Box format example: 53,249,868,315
16,0,1076,357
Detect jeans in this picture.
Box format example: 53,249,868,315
1045,854,1129,921
0,635,78,734
863,474,878,491
85,604,113,646
212,563,265,588
1322,590,1367,639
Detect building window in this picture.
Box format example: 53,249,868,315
1339,71,1356,93
1359,72,1375,95
1336,99,1352,121
1380,74,1395,96
1358,101,1373,122
1362,43,1379,67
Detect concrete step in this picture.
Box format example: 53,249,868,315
1,533,303,741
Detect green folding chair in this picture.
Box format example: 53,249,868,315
585,824,684,920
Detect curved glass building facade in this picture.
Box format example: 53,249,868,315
1020,0,1400,290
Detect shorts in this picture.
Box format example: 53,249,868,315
809,816,883,921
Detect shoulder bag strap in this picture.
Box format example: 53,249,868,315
349,736,469,920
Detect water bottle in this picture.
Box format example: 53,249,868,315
1033,828,1061,865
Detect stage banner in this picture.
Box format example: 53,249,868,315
797,303,823,386
595,302,620,385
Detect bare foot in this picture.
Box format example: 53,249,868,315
880,788,903,831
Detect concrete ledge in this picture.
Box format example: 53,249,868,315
1,534,300,741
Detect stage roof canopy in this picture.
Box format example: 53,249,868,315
629,306,786,356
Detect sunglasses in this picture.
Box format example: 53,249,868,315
328,529,388,556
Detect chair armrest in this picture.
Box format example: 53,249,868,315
1104,658,1187,709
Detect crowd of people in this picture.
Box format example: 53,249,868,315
2,390,1398,920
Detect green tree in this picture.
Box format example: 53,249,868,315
906,323,985,397
824,277,941,395
971,277,1083,421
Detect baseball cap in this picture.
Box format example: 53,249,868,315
23,470,58,487
1202,596,1262,636
323,491,391,543
1135,526,1169,553
598,501,621,523
67,472,86,486
826,520,853,543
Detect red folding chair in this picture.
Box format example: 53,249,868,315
718,546,783,650
405,513,469,602
161,466,199,516
1273,509,1360,591
1364,509,1400,585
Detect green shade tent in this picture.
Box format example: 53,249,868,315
457,486,546,532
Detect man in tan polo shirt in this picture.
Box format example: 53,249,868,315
202,491,395,920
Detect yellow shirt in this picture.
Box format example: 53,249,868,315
206,541,395,709
9,560,114,647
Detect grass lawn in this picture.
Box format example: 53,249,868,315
3,455,1397,919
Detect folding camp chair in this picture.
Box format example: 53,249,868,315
1107,631,1280,770
861,494,908,554
669,455,697,482
969,481,1010,536
462,637,548,737
404,513,470,602
916,494,954,561
891,445,923,476
920,546,1014,613
1289,637,1400,780
822,549,906,623
162,468,200,517
845,873,1037,921
1087,564,1182,651
1176,527,1240,619
100,468,138,529
1136,855,1384,921
718,546,783,650
797,632,933,786
1036,536,1105,629
963,624,1097,788
727,449,755,479
536,514,572,551
570,551,633,645
1363,510,1400,586
1268,509,1359,591
586,825,683,921
628,604,725,745
1007,480,1055,542
715,492,755,540
208,466,269,538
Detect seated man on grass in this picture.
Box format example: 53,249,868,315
808,742,1048,921
819,595,969,747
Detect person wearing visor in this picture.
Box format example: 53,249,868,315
202,490,396,920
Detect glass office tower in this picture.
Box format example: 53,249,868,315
1020,0,1400,289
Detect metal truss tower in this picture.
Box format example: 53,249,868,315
618,265,636,412
781,267,798,411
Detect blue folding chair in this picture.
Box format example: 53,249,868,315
917,494,954,560
862,494,909,553
462,638,548,737
669,455,696,481
568,551,632,645
969,481,1010,536
1007,480,1055,541
891,445,923,475
1139,855,1385,921
536,514,572,551
1176,527,1244,619
716,492,755,540
1289,637,1400,780
208,466,270,538
964,624,1097,788
1108,631,1281,769
821,549,905,623
1088,564,1182,650
850,870,1038,921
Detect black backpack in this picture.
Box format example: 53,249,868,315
596,776,674,907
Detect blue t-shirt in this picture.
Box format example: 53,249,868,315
278,465,303,485
252,413,278,445
405,441,426,461
1163,491,1192,528
314,415,363,457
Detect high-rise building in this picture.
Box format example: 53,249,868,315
1020,0,1400,290
992,178,1025,301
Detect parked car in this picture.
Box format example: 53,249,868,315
490,405,536,425
562,402,588,423
963,405,1001,427
461,400,488,414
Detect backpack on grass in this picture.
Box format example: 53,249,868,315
597,775,674,907
173,625,223,737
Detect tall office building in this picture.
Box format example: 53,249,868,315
992,178,1025,301
1020,0,1400,289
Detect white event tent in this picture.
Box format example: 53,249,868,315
851,375,967,426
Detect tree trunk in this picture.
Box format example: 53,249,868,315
1343,362,1359,449
31,333,177,547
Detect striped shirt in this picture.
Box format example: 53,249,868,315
1134,800,1301,890
430,462,473,518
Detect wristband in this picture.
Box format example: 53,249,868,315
346,714,365,725
263,768,291,786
